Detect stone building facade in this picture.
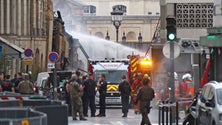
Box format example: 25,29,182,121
54,0,161,43
0,0,53,76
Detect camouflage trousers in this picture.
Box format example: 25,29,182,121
71,97,84,119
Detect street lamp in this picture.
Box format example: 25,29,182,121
111,11,123,42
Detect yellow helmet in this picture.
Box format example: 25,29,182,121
144,74,149,78
143,74,150,80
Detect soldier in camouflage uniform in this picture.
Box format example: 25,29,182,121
135,78,155,125
68,75,87,121
17,74,34,94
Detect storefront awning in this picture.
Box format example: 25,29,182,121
0,37,24,58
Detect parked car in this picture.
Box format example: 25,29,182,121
196,81,222,125
36,71,72,100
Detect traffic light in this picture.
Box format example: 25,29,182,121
166,16,176,41
168,86,172,91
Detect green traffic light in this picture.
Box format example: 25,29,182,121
168,87,172,91
168,33,176,41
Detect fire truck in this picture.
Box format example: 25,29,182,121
88,55,153,106
89,58,129,106
127,55,153,82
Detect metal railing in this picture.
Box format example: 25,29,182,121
158,98,193,125
158,101,179,125
0,108,47,125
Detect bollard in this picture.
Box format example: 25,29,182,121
162,101,165,125
158,101,179,125
159,105,161,125
176,101,179,125
169,105,172,125
166,101,168,125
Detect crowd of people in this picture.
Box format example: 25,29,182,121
65,70,155,125
0,72,34,94
0,70,155,125
65,71,108,121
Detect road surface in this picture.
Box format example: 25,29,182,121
68,108,183,125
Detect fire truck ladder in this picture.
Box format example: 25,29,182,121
145,18,160,56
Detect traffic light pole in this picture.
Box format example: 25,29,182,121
170,41,176,122
170,41,175,103
166,15,176,122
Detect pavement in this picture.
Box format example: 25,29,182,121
68,108,184,125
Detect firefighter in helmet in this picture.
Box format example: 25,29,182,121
143,74,151,87
180,73,194,116
182,73,194,98
131,72,143,114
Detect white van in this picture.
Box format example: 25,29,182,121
36,72,49,95
37,72,49,87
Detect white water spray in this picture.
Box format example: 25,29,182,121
69,31,144,60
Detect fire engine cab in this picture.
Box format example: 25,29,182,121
89,58,129,106
127,55,153,82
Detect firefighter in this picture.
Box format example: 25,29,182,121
179,73,194,116
131,72,143,114
68,75,87,121
143,74,152,87
180,73,194,98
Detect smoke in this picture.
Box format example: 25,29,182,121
69,31,144,60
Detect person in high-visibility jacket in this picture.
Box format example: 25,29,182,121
131,73,143,114
180,73,194,98
179,73,194,116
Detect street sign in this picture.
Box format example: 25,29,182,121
163,42,180,59
200,35,222,47
22,57,33,65
48,52,59,62
24,48,33,57
48,63,55,69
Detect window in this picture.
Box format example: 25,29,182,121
216,89,222,105
112,5,127,13
84,5,96,15
95,70,127,84
203,85,211,99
